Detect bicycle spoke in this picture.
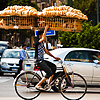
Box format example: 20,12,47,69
14,71,41,100
25,73,29,85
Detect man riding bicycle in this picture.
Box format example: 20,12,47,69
34,24,60,91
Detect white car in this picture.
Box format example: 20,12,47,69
0,41,9,57
0,49,22,75
44,48,100,86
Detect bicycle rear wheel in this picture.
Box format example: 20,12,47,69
14,71,41,100
59,72,87,100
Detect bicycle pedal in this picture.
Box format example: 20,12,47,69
44,84,51,91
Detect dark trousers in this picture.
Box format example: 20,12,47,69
37,60,56,79
14,60,23,78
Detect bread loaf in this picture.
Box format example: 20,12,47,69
39,6,88,20
0,5,38,16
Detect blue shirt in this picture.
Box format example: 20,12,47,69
19,49,26,60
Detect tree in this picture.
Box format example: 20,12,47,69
73,0,97,24
7,0,39,10
0,0,9,10
58,21,100,50
8,0,32,6
62,0,99,25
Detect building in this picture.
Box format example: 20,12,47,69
31,0,64,10
31,0,52,11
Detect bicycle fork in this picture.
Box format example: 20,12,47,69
63,67,74,88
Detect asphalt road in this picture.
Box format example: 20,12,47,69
0,74,100,100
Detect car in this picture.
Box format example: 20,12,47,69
22,48,100,87
0,41,9,58
0,49,22,75
0,49,35,75
44,48,100,86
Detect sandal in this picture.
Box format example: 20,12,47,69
35,86,46,91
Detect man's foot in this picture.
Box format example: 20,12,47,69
35,86,46,91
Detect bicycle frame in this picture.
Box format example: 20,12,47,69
34,60,75,90
58,60,75,88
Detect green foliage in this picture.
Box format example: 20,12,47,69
8,0,31,6
73,0,97,14
58,21,100,50
0,0,9,10
7,0,39,10
62,0,98,24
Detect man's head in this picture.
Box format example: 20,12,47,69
37,29,44,39
22,44,27,50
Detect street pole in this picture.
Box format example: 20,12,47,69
97,0,99,24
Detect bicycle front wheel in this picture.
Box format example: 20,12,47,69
59,72,87,100
14,71,41,100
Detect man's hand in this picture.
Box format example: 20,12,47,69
54,57,61,61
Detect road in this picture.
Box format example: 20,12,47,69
0,74,100,100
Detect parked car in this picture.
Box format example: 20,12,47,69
22,48,100,87
0,49,21,75
0,41,9,58
0,49,35,75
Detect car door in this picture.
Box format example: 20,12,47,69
64,50,93,84
91,51,100,84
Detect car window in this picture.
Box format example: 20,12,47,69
64,50,91,62
91,51,100,61
2,51,19,58
27,52,35,59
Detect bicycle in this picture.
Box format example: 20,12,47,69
14,60,87,100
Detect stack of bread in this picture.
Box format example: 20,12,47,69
0,5,38,16
38,6,88,20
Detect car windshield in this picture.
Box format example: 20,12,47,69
2,51,19,58
27,51,35,59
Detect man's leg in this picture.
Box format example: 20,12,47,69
44,60,56,84
14,60,23,78
35,77,47,90
35,60,53,90
48,75,54,84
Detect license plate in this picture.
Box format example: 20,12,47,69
12,67,17,71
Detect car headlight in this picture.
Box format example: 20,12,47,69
2,62,7,66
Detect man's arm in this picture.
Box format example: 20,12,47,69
44,48,60,61
39,24,49,43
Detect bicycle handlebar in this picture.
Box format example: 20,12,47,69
58,60,63,64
